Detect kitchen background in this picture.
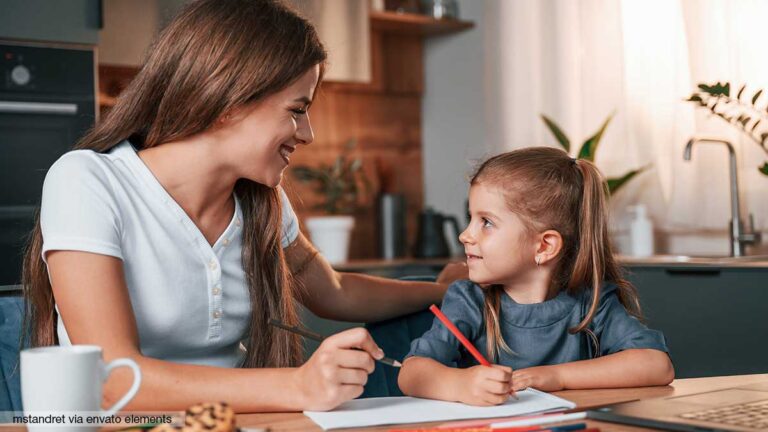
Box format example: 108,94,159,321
1,0,766,382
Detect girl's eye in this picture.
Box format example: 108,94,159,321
482,218,493,228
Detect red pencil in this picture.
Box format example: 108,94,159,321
428,304,518,400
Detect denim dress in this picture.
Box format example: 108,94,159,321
406,279,668,369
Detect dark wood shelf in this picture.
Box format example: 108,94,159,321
370,11,474,36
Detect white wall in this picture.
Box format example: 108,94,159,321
422,0,488,247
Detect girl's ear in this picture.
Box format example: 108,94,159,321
534,230,563,266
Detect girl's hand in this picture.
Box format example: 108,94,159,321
459,364,513,406
512,365,565,392
293,328,383,411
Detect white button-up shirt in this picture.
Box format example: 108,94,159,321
40,141,299,367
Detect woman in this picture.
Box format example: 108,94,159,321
23,0,461,412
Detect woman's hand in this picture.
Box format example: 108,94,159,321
292,327,383,411
459,364,513,406
512,365,564,392
436,261,468,285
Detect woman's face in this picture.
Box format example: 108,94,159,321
459,183,537,286
218,65,320,187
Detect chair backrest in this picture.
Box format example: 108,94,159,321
361,275,437,398
0,295,24,411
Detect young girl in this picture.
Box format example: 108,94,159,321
398,147,674,406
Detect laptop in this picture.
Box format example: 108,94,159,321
588,380,768,432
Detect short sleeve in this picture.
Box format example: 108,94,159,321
278,187,299,248
405,280,485,366
40,152,123,261
592,284,669,355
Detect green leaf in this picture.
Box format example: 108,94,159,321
540,114,571,152
606,165,649,195
578,114,613,161
760,162,768,176
753,89,764,105
686,94,703,102
737,84,746,100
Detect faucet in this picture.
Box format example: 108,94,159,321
683,137,761,257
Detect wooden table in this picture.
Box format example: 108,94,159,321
235,374,768,432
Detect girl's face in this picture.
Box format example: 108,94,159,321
218,65,320,187
459,183,538,286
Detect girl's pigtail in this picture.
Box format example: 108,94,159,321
569,159,611,333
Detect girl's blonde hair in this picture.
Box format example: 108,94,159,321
23,0,327,369
470,147,641,361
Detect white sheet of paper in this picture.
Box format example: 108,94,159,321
304,388,576,430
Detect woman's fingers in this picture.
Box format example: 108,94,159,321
335,348,376,374
335,368,369,386
340,384,365,401
326,327,383,360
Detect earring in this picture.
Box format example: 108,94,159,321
535,255,541,267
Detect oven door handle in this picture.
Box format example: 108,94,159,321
0,101,78,115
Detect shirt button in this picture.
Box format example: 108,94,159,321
222,238,230,246
213,310,222,319
235,218,242,227
212,286,221,295
208,259,217,270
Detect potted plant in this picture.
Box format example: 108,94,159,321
685,81,768,176
541,113,652,256
540,113,649,194
291,139,371,264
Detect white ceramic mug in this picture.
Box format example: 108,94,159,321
21,345,141,430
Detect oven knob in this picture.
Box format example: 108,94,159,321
11,65,31,86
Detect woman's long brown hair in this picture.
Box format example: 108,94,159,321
22,0,327,368
470,147,642,361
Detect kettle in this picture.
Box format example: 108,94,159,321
414,207,462,258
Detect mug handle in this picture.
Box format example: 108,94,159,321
100,358,142,416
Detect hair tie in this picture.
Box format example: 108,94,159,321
571,157,578,165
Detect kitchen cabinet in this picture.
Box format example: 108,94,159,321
0,0,100,45
625,265,768,378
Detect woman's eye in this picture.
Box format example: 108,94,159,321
291,108,307,118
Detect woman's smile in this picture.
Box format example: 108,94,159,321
279,144,295,164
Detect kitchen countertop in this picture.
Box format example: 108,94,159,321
335,254,768,272
1,254,764,294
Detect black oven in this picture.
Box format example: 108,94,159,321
0,41,96,290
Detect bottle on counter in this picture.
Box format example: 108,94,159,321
628,204,654,257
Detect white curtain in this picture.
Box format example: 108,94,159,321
484,0,768,248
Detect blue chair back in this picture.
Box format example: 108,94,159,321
0,295,24,411
361,275,437,398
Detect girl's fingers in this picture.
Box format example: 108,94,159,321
483,391,509,406
485,380,511,395
512,378,529,391
489,365,513,382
